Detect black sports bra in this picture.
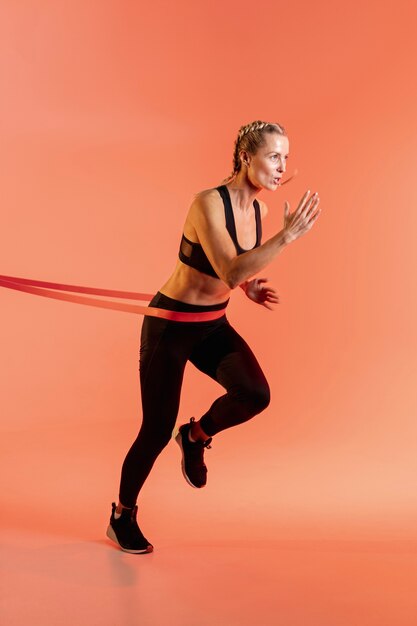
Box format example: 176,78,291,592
178,185,262,279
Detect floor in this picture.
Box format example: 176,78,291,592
3,530,417,626
2,421,417,626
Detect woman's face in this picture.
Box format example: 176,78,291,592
244,132,290,191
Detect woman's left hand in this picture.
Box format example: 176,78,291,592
242,278,280,310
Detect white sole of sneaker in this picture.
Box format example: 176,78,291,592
106,525,154,554
172,424,203,489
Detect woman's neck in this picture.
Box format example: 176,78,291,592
225,172,260,213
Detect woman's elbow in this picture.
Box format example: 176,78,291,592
216,258,241,289
223,269,240,289
223,278,237,289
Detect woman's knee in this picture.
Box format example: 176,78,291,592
137,422,175,453
236,379,270,414
252,381,271,413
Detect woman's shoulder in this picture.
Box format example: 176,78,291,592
186,187,225,229
190,187,223,210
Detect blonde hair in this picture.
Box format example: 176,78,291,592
221,120,286,184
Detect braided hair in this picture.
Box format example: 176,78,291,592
221,120,286,184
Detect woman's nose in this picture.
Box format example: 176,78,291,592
278,158,286,172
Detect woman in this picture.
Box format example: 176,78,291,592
106,120,321,553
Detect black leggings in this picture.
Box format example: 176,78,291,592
118,292,270,507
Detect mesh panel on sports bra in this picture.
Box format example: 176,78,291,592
180,237,193,259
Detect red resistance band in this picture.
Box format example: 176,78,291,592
0,274,227,322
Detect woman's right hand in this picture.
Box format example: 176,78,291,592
283,190,321,243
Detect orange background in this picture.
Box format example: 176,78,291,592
1,2,417,624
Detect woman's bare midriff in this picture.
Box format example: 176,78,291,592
159,260,232,305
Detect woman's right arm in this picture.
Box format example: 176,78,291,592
191,189,321,289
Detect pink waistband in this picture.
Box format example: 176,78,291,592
0,274,227,322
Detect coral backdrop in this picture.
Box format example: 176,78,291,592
1,0,416,544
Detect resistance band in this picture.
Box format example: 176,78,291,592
0,275,227,322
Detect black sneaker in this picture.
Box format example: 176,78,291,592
173,417,213,488
106,502,154,554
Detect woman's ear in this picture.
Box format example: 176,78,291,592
239,149,250,167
